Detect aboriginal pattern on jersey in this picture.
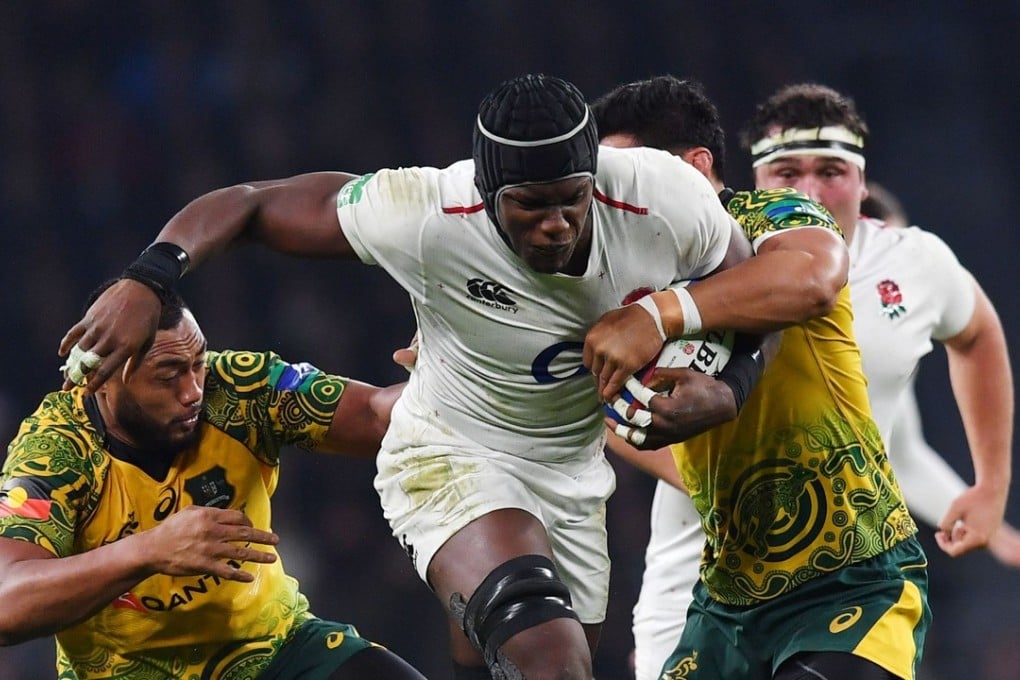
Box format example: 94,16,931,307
1,351,348,679
672,286,915,607
727,187,842,242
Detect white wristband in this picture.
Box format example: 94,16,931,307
671,286,703,335
631,296,667,341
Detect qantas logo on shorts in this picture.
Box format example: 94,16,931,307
829,606,863,633
466,278,519,313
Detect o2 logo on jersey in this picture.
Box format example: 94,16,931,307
531,341,586,384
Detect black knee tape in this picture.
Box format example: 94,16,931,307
461,554,579,666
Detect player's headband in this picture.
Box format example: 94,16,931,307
751,126,866,171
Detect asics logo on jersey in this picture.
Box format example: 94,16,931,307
153,487,178,521
829,606,863,633
466,278,519,312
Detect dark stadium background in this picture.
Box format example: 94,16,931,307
1,3,1017,679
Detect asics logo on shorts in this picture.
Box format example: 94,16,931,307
466,278,518,311
829,606,863,633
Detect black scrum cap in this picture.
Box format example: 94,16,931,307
473,74,598,228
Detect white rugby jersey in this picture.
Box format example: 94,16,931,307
337,146,732,462
848,216,975,442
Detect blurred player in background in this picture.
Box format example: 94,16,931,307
862,180,1020,566
744,83,1012,561
596,76,930,679
594,76,1013,679
57,73,847,679
0,283,425,679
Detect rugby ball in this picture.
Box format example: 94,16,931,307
604,328,734,426
637,328,734,383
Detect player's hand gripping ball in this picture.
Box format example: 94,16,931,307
604,328,734,443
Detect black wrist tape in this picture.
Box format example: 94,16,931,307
716,338,766,412
121,243,190,294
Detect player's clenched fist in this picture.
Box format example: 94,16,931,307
584,304,665,402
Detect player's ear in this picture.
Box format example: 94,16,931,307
680,147,714,179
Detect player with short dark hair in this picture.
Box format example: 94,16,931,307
0,281,425,679
58,73,855,679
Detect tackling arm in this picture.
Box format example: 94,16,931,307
313,380,406,457
653,226,848,337
59,172,362,391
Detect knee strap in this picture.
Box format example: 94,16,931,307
461,554,579,665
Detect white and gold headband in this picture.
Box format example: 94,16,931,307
750,126,865,170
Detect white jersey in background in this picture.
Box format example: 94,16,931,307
632,216,978,680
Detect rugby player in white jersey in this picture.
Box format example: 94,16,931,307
58,74,853,679
594,77,1014,679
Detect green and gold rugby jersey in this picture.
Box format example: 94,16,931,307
0,351,348,679
671,189,917,607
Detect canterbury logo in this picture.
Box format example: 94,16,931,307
829,606,863,633
466,278,518,310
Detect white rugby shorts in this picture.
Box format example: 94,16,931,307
375,400,617,623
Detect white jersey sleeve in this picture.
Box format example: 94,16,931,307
912,229,976,341
336,166,442,301
850,219,977,442
595,146,732,282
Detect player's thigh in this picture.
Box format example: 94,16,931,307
428,507,556,611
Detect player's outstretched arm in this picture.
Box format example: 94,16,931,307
59,172,362,392
653,226,848,337
0,506,278,645
935,279,1013,557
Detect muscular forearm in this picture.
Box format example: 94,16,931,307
947,330,1013,496
0,535,153,645
651,238,847,336
157,172,360,268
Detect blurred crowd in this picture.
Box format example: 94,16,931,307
1,2,1017,678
